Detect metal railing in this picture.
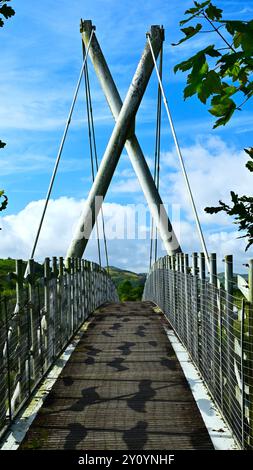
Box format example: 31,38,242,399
143,253,253,450
0,257,118,439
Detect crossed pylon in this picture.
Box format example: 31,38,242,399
66,21,181,260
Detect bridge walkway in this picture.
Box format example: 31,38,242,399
19,301,213,450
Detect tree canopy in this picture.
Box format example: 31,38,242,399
173,0,253,250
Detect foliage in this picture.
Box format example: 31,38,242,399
117,280,144,302
205,189,253,250
173,0,253,129
0,1,15,27
0,258,44,298
108,266,145,301
0,258,16,295
173,1,253,250
0,190,8,214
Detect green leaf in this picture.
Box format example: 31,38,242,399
172,23,202,46
209,103,228,117
209,94,237,127
225,20,250,35
204,206,224,214
205,70,222,91
245,148,253,172
222,84,238,96
205,3,223,21
0,140,6,148
180,15,199,26
0,18,4,27
204,45,221,57
174,46,220,74
194,70,221,104
218,52,244,77
185,7,200,15
212,102,236,128
233,31,242,49
181,1,211,25
0,191,8,212
184,83,198,99
246,161,253,172
193,0,210,9
0,4,15,19
231,191,238,204
174,58,194,73
244,147,253,159
241,32,253,55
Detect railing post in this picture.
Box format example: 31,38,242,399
86,260,91,316
247,259,253,447
177,253,183,338
199,252,206,375
65,257,72,338
162,257,166,314
52,257,58,357
28,259,36,389
80,259,85,321
58,257,64,349
184,253,190,350
70,257,75,333
224,254,234,423
82,260,87,319
0,297,8,427
241,298,246,448
44,257,51,367
209,253,219,397
74,257,77,330
192,252,198,276
15,260,27,403
192,253,199,365
3,297,12,422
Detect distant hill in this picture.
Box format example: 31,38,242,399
108,266,146,288
217,272,247,288
108,266,146,301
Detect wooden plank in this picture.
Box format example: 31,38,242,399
20,302,213,451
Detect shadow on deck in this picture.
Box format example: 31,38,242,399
19,301,213,450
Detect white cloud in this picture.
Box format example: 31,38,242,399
0,191,251,273
0,197,155,271
159,135,252,227
110,177,141,194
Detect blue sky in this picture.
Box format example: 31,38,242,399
0,0,253,272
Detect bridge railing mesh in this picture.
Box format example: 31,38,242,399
0,257,118,439
143,253,253,450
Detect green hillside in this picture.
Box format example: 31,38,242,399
0,258,44,297
0,259,146,302
0,259,250,304
108,266,146,301
108,266,146,287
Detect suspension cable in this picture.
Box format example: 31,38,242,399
25,29,95,274
147,34,210,272
154,43,163,263
149,46,163,269
82,43,110,273
83,44,102,267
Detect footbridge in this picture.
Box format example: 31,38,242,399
0,20,253,451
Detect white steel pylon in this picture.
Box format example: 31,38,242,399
66,21,181,261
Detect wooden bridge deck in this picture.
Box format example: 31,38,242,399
20,301,213,450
